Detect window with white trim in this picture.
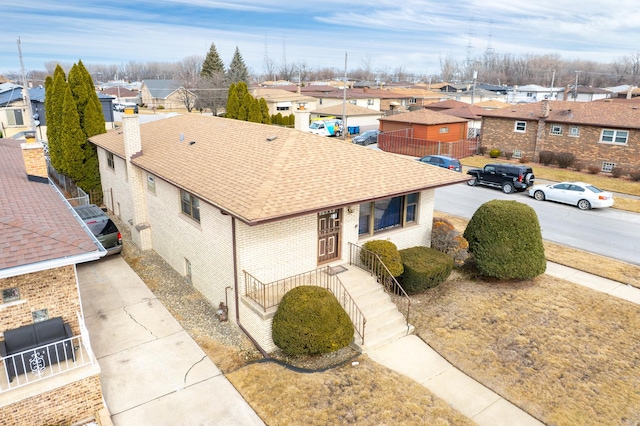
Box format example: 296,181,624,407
358,193,419,237
550,125,563,135
7,109,24,126
600,129,628,144
602,162,616,172
367,99,374,106
439,127,449,134
107,152,115,170
569,126,580,137
513,150,522,159
526,92,533,97
514,121,526,132
180,190,200,222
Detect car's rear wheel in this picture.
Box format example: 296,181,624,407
577,199,591,210
502,182,514,194
467,177,477,186
533,190,545,201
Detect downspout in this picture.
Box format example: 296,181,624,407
232,217,270,359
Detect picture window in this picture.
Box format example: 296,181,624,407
358,193,419,237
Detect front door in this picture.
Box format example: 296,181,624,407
318,209,341,264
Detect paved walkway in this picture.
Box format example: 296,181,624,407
369,261,639,426
78,256,264,426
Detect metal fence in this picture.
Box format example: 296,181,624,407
46,160,90,206
378,129,479,159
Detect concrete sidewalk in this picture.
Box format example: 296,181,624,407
369,262,640,426
77,256,264,426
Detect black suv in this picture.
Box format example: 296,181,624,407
466,163,535,193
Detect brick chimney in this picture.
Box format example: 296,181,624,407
21,134,48,183
539,99,550,118
122,107,141,158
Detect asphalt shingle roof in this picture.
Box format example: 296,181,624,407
0,140,99,271
89,115,468,225
379,109,468,125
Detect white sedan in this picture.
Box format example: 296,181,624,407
529,182,614,210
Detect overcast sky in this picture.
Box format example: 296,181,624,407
2,0,639,79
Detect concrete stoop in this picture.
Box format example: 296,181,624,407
336,264,414,353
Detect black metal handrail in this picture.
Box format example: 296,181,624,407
243,267,366,344
348,242,411,328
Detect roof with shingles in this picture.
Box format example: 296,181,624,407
481,100,640,129
379,108,468,125
141,79,183,99
89,114,468,225
250,87,317,103
0,140,99,271
440,104,487,119
424,99,469,110
475,99,511,109
312,103,385,117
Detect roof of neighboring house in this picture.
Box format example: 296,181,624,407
481,100,640,129
89,115,468,225
311,103,385,117
475,100,511,109
423,99,469,111
0,139,100,273
560,85,612,94
141,79,184,99
440,104,487,120
28,86,114,103
477,83,511,92
251,87,317,104
378,108,468,125
101,87,140,98
277,85,384,100
387,87,446,100
0,83,23,106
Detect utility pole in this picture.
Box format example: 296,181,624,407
342,52,347,140
471,70,477,105
17,37,37,135
549,70,556,100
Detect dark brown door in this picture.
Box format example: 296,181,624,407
318,209,341,263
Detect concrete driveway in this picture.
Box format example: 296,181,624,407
77,256,264,426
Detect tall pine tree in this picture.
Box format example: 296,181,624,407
248,97,262,123
259,98,271,124
47,66,67,173
225,83,239,119
60,84,85,183
201,43,225,77
227,47,249,84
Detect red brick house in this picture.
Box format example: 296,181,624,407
480,100,640,172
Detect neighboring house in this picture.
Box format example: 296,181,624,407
250,87,318,115
89,113,467,352
480,100,640,171
423,99,469,112
452,87,507,104
560,85,612,102
474,99,511,110
140,79,194,109
310,103,384,133
0,136,106,424
377,108,474,158
28,86,116,140
439,104,487,138
386,87,447,109
506,84,563,103
0,83,29,138
279,85,383,111
100,86,141,106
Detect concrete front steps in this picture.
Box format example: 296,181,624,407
333,264,414,353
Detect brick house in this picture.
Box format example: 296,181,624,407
89,112,467,352
0,137,106,424
140,79,194,109
480,100,640,172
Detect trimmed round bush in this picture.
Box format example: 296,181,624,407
489,149,501,158
399,246,454,294
272,286,354,356
463,200,546,280
362,240,404,277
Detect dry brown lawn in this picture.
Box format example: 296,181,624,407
227,356,474,426
411,270,640,425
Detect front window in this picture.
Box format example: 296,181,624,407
180,190,200,222
358,193,419,237
7,109,24,126
276,106,290,111
600,129,628,144
107,152,115,169
550,125,563,135
514,121,526,132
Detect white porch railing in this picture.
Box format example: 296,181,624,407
0,315,94,393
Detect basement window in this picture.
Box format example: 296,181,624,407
602,162,615,173
32,309,49,323
2,287,20,303
550,125,563,135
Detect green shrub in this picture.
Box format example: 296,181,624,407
399,246,453,294
538,150,555,166
157,105,165,110
463,200,546,280
489,148,501,158
431,219,469,267
272,286,354,355
555,152,576,169
361,240,404,277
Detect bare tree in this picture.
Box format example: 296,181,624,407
263,56,277,82
439,55,460,83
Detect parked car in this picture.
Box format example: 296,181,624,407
417,155,462,172
529,182,614,210
73,204,123,255
467,163,535,193
352,130,380,146
113,103,138,113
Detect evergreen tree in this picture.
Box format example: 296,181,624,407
60,84,85,182
237,93,250,121
227,46,249,84
47,66,67,173
201,43,225,77
248,97,262,123
225,83,239,119
259,98,271,124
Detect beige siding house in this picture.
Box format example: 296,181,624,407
90,113,467,352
